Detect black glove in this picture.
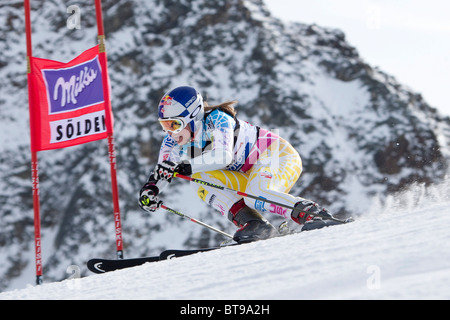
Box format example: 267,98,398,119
153,160,192,182
139,183,162,212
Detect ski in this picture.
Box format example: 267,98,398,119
87,256,160,273
159,246,226,260
87,246,228,273
87,217,354,274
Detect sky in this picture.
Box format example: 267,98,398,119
264,0,450,116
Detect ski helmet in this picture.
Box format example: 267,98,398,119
157,86,204,134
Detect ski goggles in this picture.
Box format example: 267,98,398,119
158,118,186,134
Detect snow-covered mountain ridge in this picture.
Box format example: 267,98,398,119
1,0,450,291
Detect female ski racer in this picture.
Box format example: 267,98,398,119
139,86,338,243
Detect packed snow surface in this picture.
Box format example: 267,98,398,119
1,183,449,300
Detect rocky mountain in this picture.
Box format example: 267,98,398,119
1,0,449,291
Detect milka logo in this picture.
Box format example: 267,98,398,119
42,56,104,114
53,66,98,107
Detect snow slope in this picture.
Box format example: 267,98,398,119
1,181,449,300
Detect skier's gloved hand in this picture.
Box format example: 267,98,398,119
153,160,192,182
139,183,162,212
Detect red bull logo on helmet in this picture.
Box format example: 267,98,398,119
159,95,173,118
160,95,173,106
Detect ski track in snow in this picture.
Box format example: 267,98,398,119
1,185,450,300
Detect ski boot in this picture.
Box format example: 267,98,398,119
292,199,336,231
228,199,279,243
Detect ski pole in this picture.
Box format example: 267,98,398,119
160,203,233,239
173,173,348,224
